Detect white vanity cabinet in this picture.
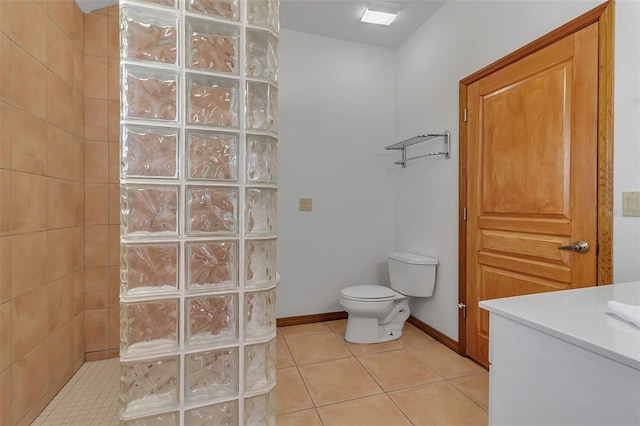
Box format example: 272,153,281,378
480,282,640,426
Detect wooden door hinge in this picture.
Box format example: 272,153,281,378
463,207,467,221
463,108,468,122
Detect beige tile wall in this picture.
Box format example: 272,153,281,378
0,1,86,425
83,5,120,362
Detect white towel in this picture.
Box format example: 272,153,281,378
607,300,640,328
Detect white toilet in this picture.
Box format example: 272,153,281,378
339,252,438,344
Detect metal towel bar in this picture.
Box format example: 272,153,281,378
386,130,450,167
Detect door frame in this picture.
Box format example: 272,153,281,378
457,1,614,355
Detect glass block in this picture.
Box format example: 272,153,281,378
186,348,238,403
122,125,178,178
246,82,277,132
122,243,179,295
187,74,238,127
133,0,176,8
187,294,237,345
121,6,178,65
185,401,238,426
247,0,278,32
245,239,276,289
122,185,178,236
122,412,178,425
186,17,239,74
187,131,237,181
244,289,276,340
246,135,277,183
244,389,275,426
121,356,179,416
187,0,238,21
246,30,278,83
187,241,238,291
121,300,179,354
123,66,179,122
246,188,276,235
187,186,238,235
245,339,275,393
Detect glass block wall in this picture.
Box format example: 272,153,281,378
118,0,278,424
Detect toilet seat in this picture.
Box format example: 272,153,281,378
340,285,398,302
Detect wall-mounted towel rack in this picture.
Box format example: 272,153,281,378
386,130,450,167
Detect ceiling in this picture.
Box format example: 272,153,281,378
280,0,444,49
75,0,116,13
75,0,444,48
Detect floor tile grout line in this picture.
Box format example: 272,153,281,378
275,406,326,425
279,323,334,341
402,346,448,379
352,349,390,393
283,322,452,398
293,353,353,368
294,354,344,410
312,389,386,409
293,346,390,412
300,356,387,409
317,390,416,426
280,333,300,369
447,368,490,379
384,390,417,426
282,330,336,341
284,334,372,420
276,401,312,417
353,346,448,394
447,376,489,413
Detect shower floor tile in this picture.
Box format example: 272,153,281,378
32,358,119,426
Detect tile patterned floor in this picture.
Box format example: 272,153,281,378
32,358,120,425
277,320,489,426
32,321,489,425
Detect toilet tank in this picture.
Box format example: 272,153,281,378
388,252,438,297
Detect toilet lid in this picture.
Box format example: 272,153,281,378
340,285,397,301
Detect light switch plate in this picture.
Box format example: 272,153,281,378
299,198,312,212
623,192,640,217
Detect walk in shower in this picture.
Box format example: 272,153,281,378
0,0,278,424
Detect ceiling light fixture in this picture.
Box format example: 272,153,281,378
361,1,401,26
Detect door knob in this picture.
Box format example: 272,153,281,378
558,241,590,254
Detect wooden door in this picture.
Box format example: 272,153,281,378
465,23,599,366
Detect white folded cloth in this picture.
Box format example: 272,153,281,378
607,300,640,328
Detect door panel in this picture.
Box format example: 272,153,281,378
477,252,571,284
478,217,571,235
480,230,569,262
466,24,598,366
480,62,572,216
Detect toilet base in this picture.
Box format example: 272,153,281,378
343,300,410,344
344,316,406,344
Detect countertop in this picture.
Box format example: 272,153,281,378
479,281,640,370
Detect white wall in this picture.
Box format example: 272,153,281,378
276,29,396,317
613,0,640,282
277,1,640,335
394,0,640,341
